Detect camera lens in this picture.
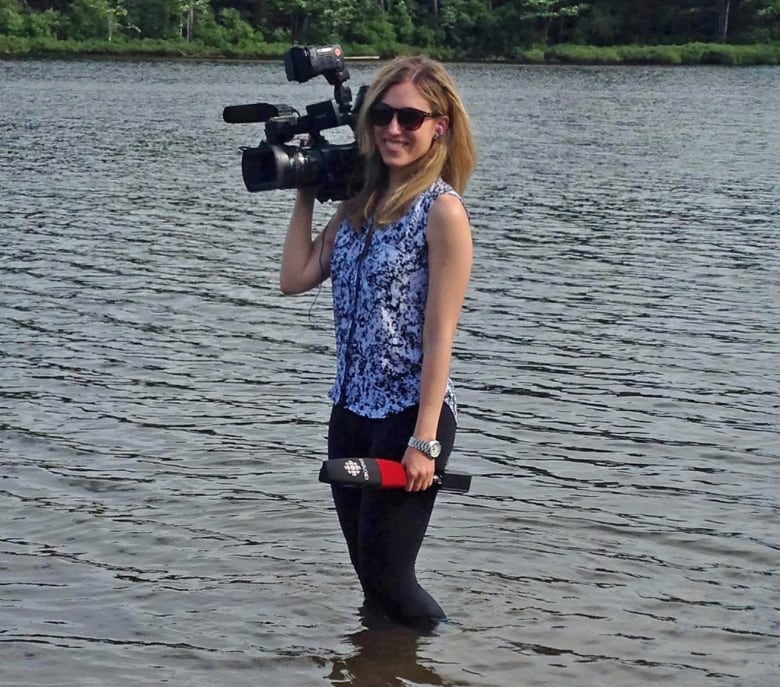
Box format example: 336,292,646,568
241,144,322,193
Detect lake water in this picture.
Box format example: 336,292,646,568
1,57,778,687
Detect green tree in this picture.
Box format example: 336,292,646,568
389,0,415,43
0,0,61,38
177,0,211,41
520,0,589,41
4,0,780,56
440,0,494,54
747,0,780,37
267,0,360,43
0,0,25,35
343,0,396,49
218,5,256,44
25,7,61,37
62,0,118,40
125,0,181,40
194,5,262,47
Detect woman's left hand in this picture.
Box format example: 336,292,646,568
402,448,436,491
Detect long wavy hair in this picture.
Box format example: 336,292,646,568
343,56,477,228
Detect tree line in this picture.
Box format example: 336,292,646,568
1,0,779,61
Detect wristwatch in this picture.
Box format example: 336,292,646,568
408,436,442,459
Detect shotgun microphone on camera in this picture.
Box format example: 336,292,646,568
222,103,287,124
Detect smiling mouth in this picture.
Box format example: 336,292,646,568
382,139,406,151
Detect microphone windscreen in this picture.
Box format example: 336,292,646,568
318,458,471,493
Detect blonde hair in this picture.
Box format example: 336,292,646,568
344,56,477,227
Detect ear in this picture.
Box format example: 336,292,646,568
434,116,450,140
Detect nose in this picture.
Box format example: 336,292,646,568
385,112,403,133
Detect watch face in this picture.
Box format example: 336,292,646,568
429,441,442,458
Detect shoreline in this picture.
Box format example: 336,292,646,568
1,38,779,66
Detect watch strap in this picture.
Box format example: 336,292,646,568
408,436,440,459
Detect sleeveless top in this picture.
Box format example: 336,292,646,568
328,179,462,419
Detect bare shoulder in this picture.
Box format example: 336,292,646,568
430,192,468,221
428,192,471,242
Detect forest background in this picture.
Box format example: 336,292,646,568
1,0,779,64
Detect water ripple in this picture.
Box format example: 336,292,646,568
1,59,779,687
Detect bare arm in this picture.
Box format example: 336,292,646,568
279,187,341,294
403,193,473,490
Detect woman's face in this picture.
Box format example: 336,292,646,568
370,80,442,179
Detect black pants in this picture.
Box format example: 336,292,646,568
327,402,456,626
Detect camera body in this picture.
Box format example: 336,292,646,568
224,45,366,202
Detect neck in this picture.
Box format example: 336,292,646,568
386,166,414,195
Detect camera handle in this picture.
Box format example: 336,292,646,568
333,82,353,116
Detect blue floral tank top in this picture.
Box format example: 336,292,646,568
328,179,462,419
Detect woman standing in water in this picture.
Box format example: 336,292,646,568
280,55,476,627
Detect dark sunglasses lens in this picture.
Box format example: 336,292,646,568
397,108,427,130
369,105,429,130
369,105,394,127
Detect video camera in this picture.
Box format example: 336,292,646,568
223,45,367,202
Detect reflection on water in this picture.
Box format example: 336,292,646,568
1,58,779,687
325,605,450,687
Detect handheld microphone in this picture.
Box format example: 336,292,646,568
319,458,472,493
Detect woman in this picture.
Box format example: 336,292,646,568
280,55,477,626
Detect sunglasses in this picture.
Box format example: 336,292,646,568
367,103,440,131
